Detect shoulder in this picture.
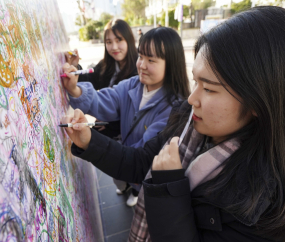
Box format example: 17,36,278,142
115,75,140,88
94,60,104,72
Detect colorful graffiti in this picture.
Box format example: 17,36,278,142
0,0,103,241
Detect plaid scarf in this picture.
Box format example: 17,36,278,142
128,125,240,242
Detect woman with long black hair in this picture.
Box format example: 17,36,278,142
62,27,190,207
61,6,285,241
65,19,138,89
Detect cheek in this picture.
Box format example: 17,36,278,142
136,60,140,69
106,45,112,55
120,42,128,52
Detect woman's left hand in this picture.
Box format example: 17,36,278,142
152,137,182,170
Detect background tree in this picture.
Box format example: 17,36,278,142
231,0,251,14
122,0,148,25
99,12,114,26
76,0,88,25
191,0,214,11
75,15,91,26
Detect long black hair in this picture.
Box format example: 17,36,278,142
100,19,137,85
165,6,285,240
138,27,190,104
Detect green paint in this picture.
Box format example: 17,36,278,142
0,86,8,109
43,126,55,163
39,229,54,242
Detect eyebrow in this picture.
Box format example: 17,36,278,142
198,77,222,86
138,52,154,57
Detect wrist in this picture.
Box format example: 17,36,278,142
81,129,92,150
69,86,82,98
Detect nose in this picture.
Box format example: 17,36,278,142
188,85,200,107
112,42,118,50
139,59,146,69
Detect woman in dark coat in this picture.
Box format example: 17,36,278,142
62,6,285,242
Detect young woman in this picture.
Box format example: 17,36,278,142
62,27,190,207
62,6,285,241
65,19,138,203
65,19,138,89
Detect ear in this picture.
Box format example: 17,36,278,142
251,110,257,117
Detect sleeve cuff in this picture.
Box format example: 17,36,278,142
151,169,185,184
143,177,190,197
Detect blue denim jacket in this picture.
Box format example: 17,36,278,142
69,75,179,148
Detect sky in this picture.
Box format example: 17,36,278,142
56,0,79,15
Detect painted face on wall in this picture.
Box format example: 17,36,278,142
136,42,166,92
105,30,128,65
0,108,12,143
188,47,254,144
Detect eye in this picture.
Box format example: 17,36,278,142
204,88,214,93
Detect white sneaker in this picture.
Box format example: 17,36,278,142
116,189,124,195
116,183,131,195
126,193,138,207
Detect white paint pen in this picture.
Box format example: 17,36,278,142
178,108,194,146
60,68,94,78
58,122,108,128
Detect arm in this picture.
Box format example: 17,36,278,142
72,128,164,183
143,178,199,242
68,82,122,121
143,137,200,242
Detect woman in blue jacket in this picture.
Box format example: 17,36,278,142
61,27,190,206
62,6,285,241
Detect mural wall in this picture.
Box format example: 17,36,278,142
0,0,103,241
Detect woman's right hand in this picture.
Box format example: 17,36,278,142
64,49,80,66
61,109,91,150
62,63,81,97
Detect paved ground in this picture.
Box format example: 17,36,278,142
67,35,196,242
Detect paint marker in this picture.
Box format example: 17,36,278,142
58,122,109,128
178,108,194,146
68,51,77,57
60,68,94,78
67,51,82,59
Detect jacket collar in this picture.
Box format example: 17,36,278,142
128,82,168,111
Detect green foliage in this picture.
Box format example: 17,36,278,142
79,27,88,41
231,0,251,14
160,9,178,28
122,0,148,26
78,20,103,41
191,0,214,11
146,16,154,25
100,12,114,26
183,5,190,17
75,15,91,26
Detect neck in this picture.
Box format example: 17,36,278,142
146,84,162,92
118,60,126,69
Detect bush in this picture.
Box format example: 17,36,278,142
79,26,89,41
78,20,103,41
160,9,179,28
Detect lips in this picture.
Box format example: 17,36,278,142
192,113,202,121
113,52,120,55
